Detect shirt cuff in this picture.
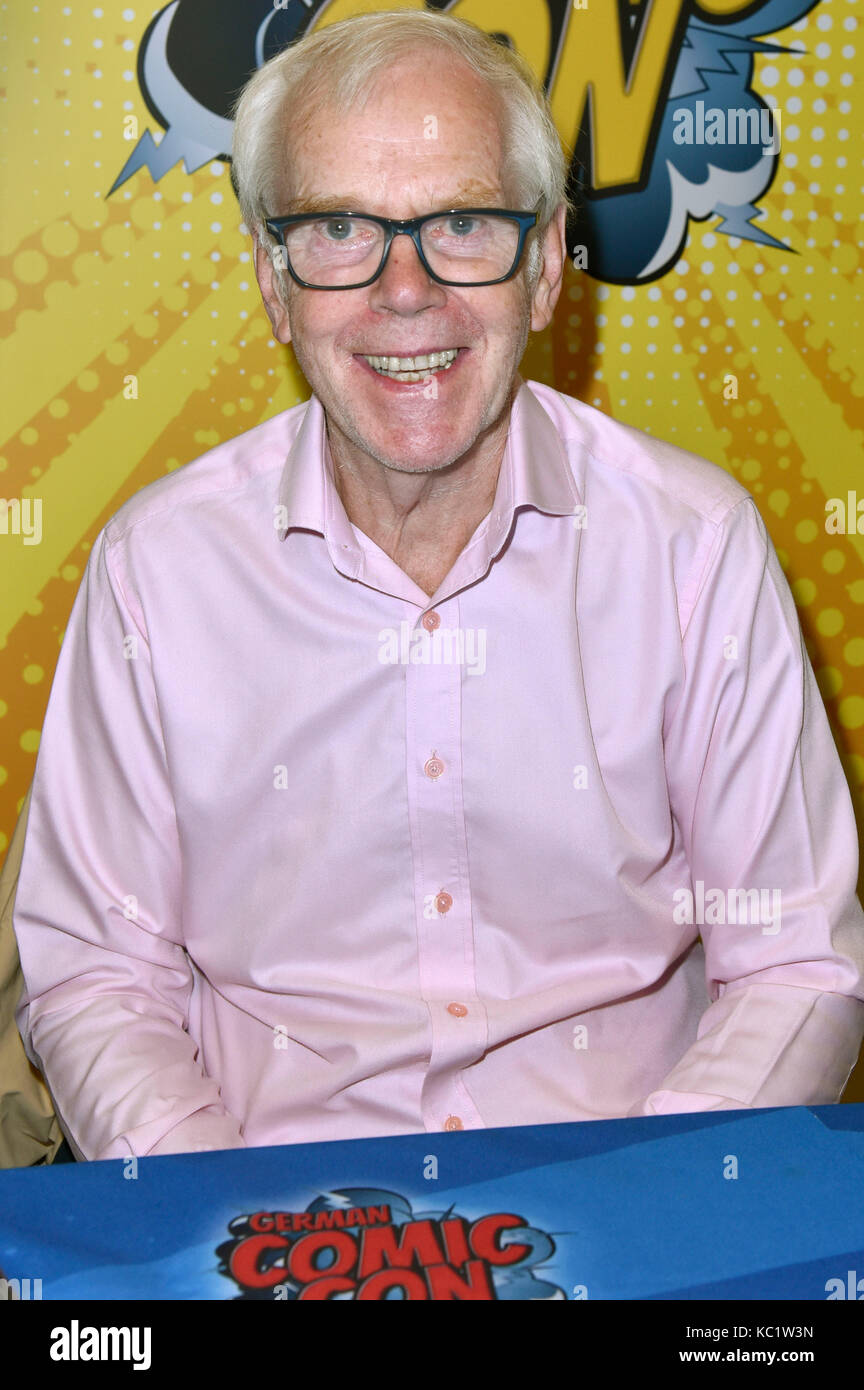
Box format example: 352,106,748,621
627,986,864,1119
628,1090,751,1117
91,1106,246,1160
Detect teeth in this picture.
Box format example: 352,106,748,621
363,348,459,380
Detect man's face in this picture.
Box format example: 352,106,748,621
254,53,565,476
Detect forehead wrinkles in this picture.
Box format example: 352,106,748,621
278,58,509,204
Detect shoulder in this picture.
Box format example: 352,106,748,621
102,399,310,547
524,380,750,527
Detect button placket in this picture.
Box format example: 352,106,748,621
402,597,487,1131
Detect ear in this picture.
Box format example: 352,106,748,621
529,204,567,333
253,232,293,345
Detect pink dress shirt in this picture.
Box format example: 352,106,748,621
13,380,864,1160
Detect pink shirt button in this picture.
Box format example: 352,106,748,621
435,891,453,914
444,1115,464,1131
424,756,445,779
447,1002,468,1018
421,611,441,632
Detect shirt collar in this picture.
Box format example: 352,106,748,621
275,394,363,579
275,380,582,575
488,378,582,549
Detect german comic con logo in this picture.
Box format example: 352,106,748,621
216,1188,566,1300
111,0,819,286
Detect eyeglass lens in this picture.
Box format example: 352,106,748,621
281,213,522,286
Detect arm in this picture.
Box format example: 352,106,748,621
0,786,64,1167
631,497,864,1116
13,528,246,1158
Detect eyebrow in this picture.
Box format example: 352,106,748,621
283,186,508,216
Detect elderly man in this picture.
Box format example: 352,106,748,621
11,10,864,1161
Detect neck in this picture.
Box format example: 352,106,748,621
327,394,516,595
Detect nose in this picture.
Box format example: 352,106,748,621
368,231,447,314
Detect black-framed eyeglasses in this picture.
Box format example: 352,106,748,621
262,208,539,289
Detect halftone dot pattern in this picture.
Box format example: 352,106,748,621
0,0,862,888
0,0,308,857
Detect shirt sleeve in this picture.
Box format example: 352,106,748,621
630,495,864,1117
13,527,246,1159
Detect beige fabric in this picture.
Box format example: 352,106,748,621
0,787,62,1168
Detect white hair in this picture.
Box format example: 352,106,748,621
230,9,572,295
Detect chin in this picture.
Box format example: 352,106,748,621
387,430,483,471
372,447,466,475
351,423,480,475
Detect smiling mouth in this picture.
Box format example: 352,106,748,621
360,348,459,382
